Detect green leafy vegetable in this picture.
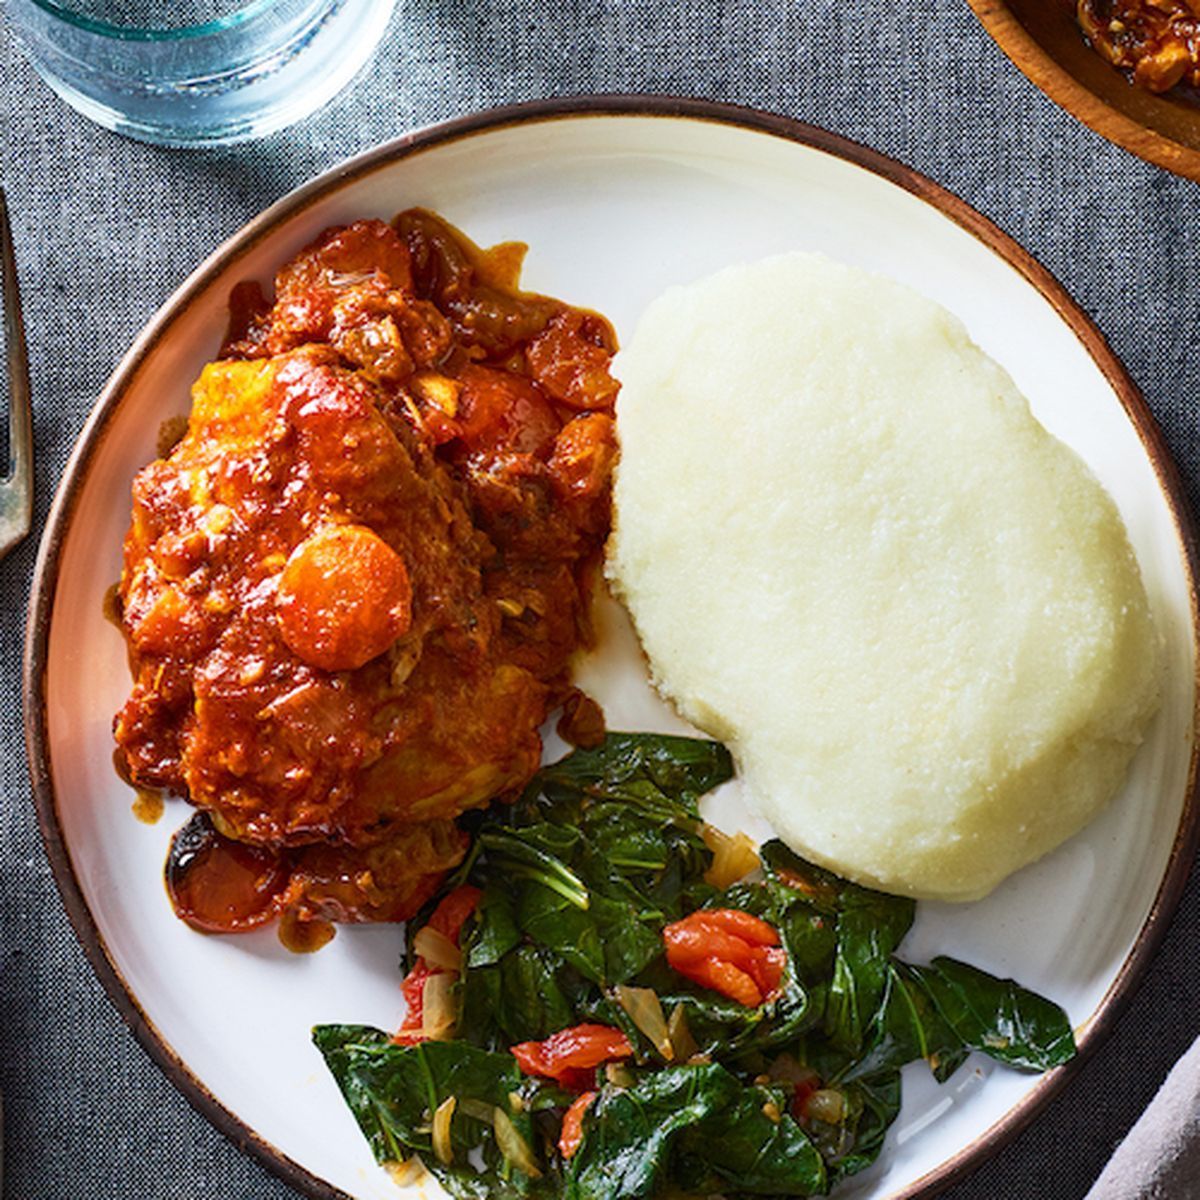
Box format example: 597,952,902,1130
844,962,968,1084
565,1064,739,1199
910,956,1077,1071
761,840,916,1056
681,1081,827,1195
313,1028,554,1198
566,1065,826,1199
314,733,1077,1200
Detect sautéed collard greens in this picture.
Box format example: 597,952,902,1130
315,734,1074,1198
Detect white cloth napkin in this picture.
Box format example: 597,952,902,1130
1087,1035,1200,1199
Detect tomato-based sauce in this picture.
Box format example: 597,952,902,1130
131,790,164,825
113,209,618,940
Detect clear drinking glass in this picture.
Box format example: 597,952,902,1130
7,0,397,146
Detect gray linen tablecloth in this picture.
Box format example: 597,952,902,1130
2,3,1199,1198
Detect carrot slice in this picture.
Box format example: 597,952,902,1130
276,524,411,671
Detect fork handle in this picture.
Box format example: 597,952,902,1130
0,187,32,528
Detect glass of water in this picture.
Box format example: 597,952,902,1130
8,0,397,146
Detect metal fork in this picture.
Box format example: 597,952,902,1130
0,186,32,557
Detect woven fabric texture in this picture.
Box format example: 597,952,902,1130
1,2,1198,1198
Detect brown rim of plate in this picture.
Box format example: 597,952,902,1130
967,0,1200,182
22,94,1200,1200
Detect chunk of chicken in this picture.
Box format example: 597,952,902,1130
114,210,619,937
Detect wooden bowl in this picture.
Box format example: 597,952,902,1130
968,0,1200,181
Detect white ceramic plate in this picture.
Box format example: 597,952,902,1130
25,99,1200,1200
